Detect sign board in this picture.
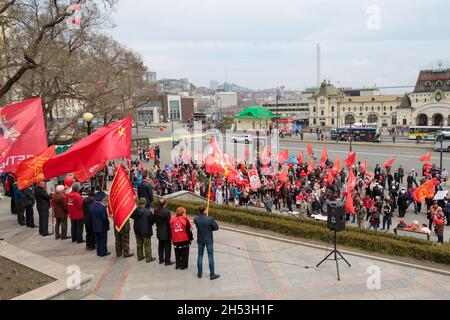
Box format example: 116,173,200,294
434,190,448,201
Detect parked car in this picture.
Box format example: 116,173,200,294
232,135,253,144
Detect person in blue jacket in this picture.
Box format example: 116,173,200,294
90,192,111,257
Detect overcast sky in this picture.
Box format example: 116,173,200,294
110,0,450,90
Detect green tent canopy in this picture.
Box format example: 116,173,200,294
234,105,274,120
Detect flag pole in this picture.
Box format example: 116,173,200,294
101,167,106,192
206,174,213,216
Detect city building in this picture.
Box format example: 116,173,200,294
407,66,450,126
309,80,403,129
233,105,274,132
214,92,238,109
137,94,194,124
210,80,219,91
262,98,310,126
144,71,157,84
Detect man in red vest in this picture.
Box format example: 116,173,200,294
67,184,84,243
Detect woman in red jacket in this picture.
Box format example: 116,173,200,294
170,207,194,270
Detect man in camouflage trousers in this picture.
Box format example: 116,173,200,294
114,220,134,258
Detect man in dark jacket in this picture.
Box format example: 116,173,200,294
82,191,96,250
34,181,52,237
137,172,153,209
194,205,220,280
90,192,111,257
131,198,156,262
52,185,69,240
21,185,36,228
397,189,409,218
154,199,173,265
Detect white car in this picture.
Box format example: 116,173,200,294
231,135,253,144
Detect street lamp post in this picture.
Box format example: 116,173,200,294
349,123,353,152
276,89,280,131
83,112,94,190
440,121,444,173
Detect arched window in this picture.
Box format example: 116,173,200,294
417,114,428,126
345,114,355,125
433,114,444,126
367,114,378,124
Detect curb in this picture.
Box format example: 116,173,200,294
282,138,433,150
221,226,450,277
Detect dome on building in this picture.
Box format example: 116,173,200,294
314,80,341,98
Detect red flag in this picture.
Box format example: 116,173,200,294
360,159,367,174
413,178,439,203
344,152,356,168
262,147,272,165
297,152,303,165
347,168,357,191
332,158,341,175
15,146,56,190
278,170,288,184
319,148,328,169
307,158,315,175
0,98,48,173
327,173,335,186
109,165,137,232
277,150,289,164
43,116,132,179
205,136,224,174
73,162,105,183
345,192,356,215
248,166,261,190
383,157,396,169
419,152,431,163
307,144,313,156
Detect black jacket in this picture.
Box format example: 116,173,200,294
131,207,154,238
397,194,409,208
137,181,153,207
194,215,219,245
82,197,95,225
154,205,171,240
21,187,35,207
34,187,51,211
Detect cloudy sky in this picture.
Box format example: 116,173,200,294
110,0,450,90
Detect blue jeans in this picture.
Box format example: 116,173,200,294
197,243,215,276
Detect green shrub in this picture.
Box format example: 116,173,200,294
162,199,450,265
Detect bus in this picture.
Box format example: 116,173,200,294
330,127,381,143
409,126,450,142
434,132,450,152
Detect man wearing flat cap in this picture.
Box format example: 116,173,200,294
90,191,111,257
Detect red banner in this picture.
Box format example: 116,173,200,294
16,146,56,190
108,165,137,232
0,98,48,173
384,157,396,169
345,152,356,168
413,178,439,203
73,162,106,183
248,166,261,190
43,116,132,179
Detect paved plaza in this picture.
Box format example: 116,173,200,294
1,199,449,300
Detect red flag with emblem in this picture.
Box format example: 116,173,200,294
205,136,225,174
419,152,431,163
413,178,439,203
248,166,261,190
15,146,56,190
0,98,48,173
109,165,137,232
43,116,132,179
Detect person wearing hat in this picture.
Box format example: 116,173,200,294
52,185,69,240
170,207,194,270
90,192,111,257
131,198,156,263
397,188,409,218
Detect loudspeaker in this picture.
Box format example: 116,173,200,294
327,201,346,232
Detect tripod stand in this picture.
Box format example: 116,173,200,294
316,230,351,281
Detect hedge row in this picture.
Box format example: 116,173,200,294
162,199,450,265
